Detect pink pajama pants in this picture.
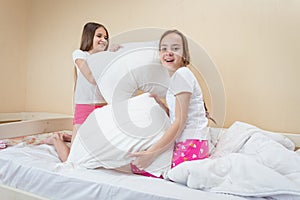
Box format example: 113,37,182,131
131,139,209,178
171,139,209,168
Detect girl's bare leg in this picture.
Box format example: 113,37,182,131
62,133,72,142
44,124,81,162
44,133,70,162
71,124,80,145
115,164,133,174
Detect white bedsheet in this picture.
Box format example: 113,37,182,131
0,143,246,200
168,122,300,199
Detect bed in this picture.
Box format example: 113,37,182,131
1,36,299,199
0,112,300,200
0,112,239,200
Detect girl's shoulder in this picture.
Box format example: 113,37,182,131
171,67,197,87
175,67,195,78
72,49,89,60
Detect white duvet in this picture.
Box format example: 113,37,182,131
168,121,300,199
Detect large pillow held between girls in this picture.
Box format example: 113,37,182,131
66,93,173,178
87,41,170,103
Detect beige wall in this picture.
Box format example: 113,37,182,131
1,0,299,133
0,0,30,112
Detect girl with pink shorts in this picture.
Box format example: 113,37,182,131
44,22,120,162
130,30,211,178
72,22,110,131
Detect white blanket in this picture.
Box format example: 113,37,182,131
168,121,300,199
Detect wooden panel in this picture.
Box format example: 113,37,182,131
0,117,73,139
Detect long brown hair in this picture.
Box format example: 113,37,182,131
74,22,109,91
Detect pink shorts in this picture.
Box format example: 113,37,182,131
130,163,163,179
131,139,209,178
172,139,209,168
73,104,105,125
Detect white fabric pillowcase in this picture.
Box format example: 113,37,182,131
67,93,173,178
70,41,172,177
87,41,170,103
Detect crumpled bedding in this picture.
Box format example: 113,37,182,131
167,121,300,199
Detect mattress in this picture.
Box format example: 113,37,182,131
1,113,299,200
0,140,246,200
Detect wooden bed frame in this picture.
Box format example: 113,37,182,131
0,112,299,200
0,112,73,139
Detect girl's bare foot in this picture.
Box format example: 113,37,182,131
62,133,72,142
43,133,60,145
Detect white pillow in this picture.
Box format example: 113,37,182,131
67,93,173,178
87,41,170,103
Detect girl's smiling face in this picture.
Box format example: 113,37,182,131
159,32,185,72
91,27,108,53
